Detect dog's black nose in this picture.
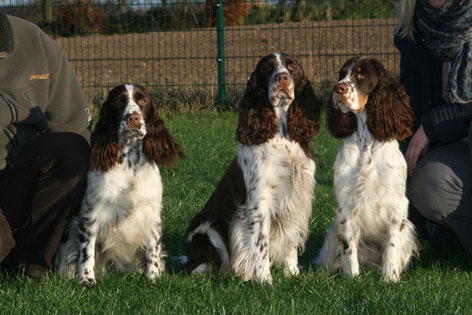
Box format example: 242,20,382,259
276,73,290,85
335,82,348,95
126,112,140,128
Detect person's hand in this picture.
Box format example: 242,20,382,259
429,0,448,8
405,125,430,176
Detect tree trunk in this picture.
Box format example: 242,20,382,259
42,0,52,24
325,0,332,20
119,0,128,15
294,0,306,21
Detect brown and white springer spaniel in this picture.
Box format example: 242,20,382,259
313,57,418,282
55,84,183,285
183,53,321,284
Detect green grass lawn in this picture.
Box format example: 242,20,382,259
1,111,471,314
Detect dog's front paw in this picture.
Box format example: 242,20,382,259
146,259,165,282
256,273,273,285
254,267,273,285
79,268,96,286
341,254,360,278
80,276,97,287
146,269,163,283
283,263,300,277
382,264,401,283
239,268,272,285
383,274,400,283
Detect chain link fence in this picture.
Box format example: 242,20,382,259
3,0,400,107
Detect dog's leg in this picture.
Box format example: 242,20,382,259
78,216,98,286
283,246,299,277
231,209,272,284
230,215,251,280
382,219,403,282
254,213,271,284
338,207,360,277
145,222,165,281
382,199,416,282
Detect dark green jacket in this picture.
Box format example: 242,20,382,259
0,14,90,171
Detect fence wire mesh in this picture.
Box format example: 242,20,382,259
3,0,400,105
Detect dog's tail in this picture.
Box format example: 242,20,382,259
313,224,340,272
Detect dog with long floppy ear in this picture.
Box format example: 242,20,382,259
315,57,417,282
90,88,183,173
55,84,183,285
236,55,320,154
183,52,321,284
326,57,413,142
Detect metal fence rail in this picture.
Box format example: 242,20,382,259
3,0,400,105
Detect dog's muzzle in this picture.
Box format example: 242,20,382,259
270,72,294,103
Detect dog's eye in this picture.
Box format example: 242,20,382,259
287,64,296,72
137,99,147,106
118,95,129,105
356,68,368,80
264,63,274,73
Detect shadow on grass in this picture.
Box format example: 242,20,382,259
411,241,472,272
300,228,472,278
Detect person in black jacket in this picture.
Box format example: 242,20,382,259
0,11,91,277
395,0,472,255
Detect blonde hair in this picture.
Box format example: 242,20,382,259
396,0,417,41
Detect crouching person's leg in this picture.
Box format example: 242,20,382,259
0,132,89,277
0,211,15,263
409,137,472,256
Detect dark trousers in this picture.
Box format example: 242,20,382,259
409,136,472,256
0,132,89,277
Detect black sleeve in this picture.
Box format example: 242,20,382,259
423,101,472,144
395,33,448,144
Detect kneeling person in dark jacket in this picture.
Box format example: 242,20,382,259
395,0,472,256
0,10,90,277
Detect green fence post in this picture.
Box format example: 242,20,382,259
216,0,225,104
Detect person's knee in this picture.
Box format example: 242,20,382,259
409,161,461,225
46,133,90,176
33,133,90,201
55,133,89,163
41,133,89,214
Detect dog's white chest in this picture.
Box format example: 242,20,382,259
238,135,315,219
334,137,408,239
86,162,163,247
